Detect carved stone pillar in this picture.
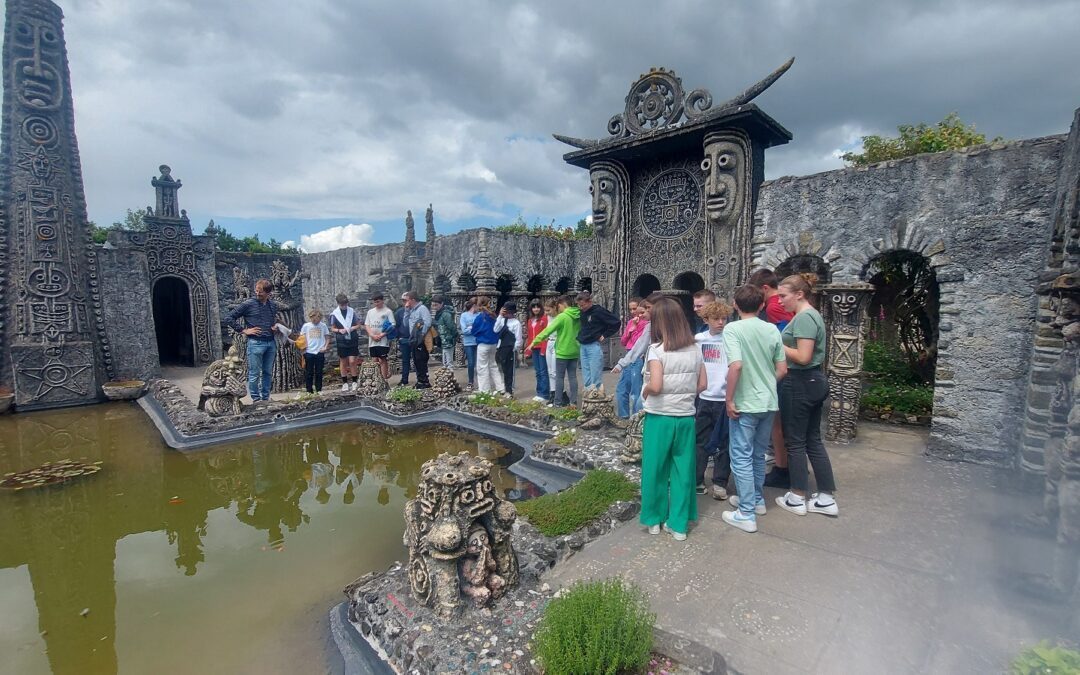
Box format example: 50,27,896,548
821,282,874,443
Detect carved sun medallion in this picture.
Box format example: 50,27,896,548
640,168,701,239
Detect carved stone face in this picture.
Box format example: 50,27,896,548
12,15,64,111
589,167,619,235
701,139,742,225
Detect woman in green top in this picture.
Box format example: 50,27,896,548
774,274,838,517
531,295,582,406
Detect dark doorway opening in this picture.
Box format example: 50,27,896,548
554,276,572,294
496,274,515,312
673,271,705,326
153,276,195,367
632,274,661,300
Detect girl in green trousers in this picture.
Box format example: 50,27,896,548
640,297,707,541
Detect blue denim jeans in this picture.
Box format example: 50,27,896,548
615,360,644,418
579,341,603,389
464,344,478,386
728,410,775,517
531,348,549,398
246,339,277,401
398,340,412,384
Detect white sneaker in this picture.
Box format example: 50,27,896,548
722,510,758,533
775,492,807,516
663,523,687,541
648,524,660,535
729,495,766,516
341,382,350,392
532,396,547,403
807,493,839,517
711,485,727,500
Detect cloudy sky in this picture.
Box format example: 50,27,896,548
21,0,1080,250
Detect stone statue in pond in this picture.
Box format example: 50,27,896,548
198,345,247,416
403,452,519,618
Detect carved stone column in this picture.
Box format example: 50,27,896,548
821,282,874,443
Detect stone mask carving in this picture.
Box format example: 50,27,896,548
589,165,620,237
701,134,744,226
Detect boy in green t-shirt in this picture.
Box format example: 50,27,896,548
721,285,788,533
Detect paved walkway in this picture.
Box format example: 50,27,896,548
546,424,1073,675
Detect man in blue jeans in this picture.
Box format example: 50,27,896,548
721,285,787,533
226,278,279,404
575,290,621,390
395,297,412,385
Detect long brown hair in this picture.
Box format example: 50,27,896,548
649,297,695,350
475,295,494,317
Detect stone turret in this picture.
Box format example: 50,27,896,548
475,230,497,296
425,203,436,258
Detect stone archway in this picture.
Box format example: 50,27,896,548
153,276,195,367
632,273,661,300
674,271,705,324
554,277,572,294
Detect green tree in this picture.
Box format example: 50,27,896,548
204,220,295,253
841,113,1002,166
89,208,146,244
575,217,594,238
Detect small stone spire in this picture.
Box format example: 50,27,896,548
404,209,417,253
475,229,497,295
425,203,436,255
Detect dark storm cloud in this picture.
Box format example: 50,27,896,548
38,0,1080,230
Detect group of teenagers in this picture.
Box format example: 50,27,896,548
621,269,839,540
228,270,839,539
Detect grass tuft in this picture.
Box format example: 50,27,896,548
517,470,637,537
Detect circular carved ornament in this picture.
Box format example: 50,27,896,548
640,168,701,239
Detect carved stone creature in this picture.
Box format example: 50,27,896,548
430,367,460,399
621,411,645,463
354,359,389,398
579,385,623,429
403,452,519,619
197,344,247,416
232,267,252,301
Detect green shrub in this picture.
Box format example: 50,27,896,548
1011,641,1080,675
518,470,637,537
507,399,543,416
388,386,423,403
468,391,505,407
550,407,581,422
863,340,922,386
554,429,577,446
534,578,654,675
861,382,933,416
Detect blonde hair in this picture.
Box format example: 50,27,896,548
308,309,323,322
699,300,732,321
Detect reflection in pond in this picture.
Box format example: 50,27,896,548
0,404,539,675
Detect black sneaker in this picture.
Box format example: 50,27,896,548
763,467,790,489
414,382,431,389
695,484,708,495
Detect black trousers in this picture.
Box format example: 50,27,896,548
413,343,430,386
779,368,836,493
497,347,516,394
304,353,325,393
695,397,730,486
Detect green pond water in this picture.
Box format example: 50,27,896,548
0,403,536,675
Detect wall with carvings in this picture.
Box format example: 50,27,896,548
215,251,303,346
98,246,159,380
431,229,591,296
753,135,1067,466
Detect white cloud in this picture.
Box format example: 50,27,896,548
299,223,375,253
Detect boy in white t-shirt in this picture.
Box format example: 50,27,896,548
363,293,395,380
695,301,732,500
298,309,331,394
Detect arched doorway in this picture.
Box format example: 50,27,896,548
153,276,195,367
496,274,516,311
673,271,705,326
554,276,572,294
632,273,661,300
860,250,940,422
776,255,832,308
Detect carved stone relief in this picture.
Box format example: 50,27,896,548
2,0,103,408
821,283,874,442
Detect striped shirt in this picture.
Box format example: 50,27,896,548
227,297,278,341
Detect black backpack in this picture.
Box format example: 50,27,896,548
498,322,515,350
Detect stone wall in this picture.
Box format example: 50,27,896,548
99,246,159,380
301,243,408,315
215,251,303,346
431,229,593,293
753,136,1066,466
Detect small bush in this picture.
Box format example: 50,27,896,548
863,340,922,386
534,578,654,675
554,429,577,446
507,399,543,416
550,407,581,422
518,470,637,537
1011,641,1080,675
861,382,933,416
389,386,423,403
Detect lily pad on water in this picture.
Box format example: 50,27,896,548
0,459,102,491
